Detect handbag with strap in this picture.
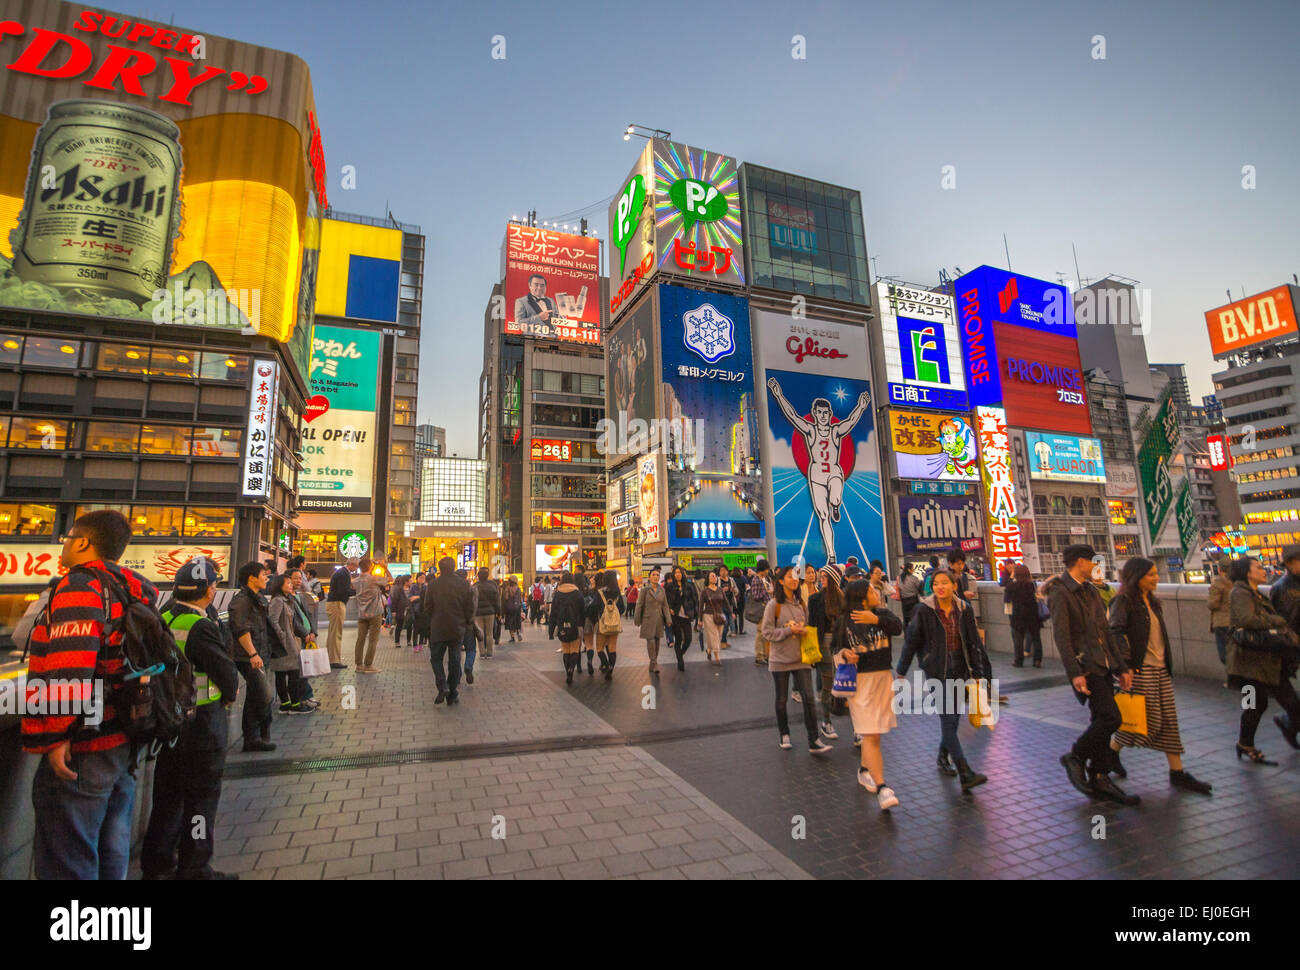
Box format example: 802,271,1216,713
1115,689,1147,735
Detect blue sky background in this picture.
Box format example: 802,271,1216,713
143,0,1300,455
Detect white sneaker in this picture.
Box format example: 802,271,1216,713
820,721,839,740
779,734,792,750
791,690,802,703
858,768,878,793
877,787,899,811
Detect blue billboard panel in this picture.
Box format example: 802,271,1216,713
1025,432,1107,483
658,283,764,548
954,266,1075,409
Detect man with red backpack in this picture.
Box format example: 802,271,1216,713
22,509,159,880
530,580,545,626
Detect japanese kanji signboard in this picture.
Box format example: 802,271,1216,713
976,405,1022,574
242,359,279,499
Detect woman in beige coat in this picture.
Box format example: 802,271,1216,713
633,567,671,674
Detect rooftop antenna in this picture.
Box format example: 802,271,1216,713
1003,233,1011,270
1072,242,1083,290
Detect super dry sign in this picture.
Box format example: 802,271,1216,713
1204,285,1299,358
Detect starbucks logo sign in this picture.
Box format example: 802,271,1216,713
339,532,369,559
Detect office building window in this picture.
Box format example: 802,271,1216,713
185,507,234,537
1051,496,1069,516
187,427,242,458
151,347,199,378
96,344,151,375
85,422,141,453
198,352,249,382
139,424,189,455
0,503,56,535
22,338,80,368
6,417,70,450
395,354,419,383
0,335,22,365
394,397,415,426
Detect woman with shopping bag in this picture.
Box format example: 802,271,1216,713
267,572,318,715
897,569,989,792
1104,558,1211,793
760,566,833,756
832,577,904,810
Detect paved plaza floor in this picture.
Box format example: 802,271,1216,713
201,619,1300,879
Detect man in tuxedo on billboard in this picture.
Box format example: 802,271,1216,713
515,274,560,329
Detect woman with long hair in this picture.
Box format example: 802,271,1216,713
502,577,524,643
760,565,833,755
1227,556,1300,764
698,570,727,664
807,564,846,740
897,569,989,791
1106,557,1211,793
547,571,586,685
834,577,904,810
390,575,410,646
663,565,699,672
594,570,625,680
801,564,820,605
1006,563,1044,667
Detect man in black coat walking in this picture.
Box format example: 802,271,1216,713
1049,544,1136,806
426,556,475,705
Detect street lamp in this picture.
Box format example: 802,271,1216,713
623,123,671,142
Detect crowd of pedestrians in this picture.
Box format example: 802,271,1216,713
18,504,1300,878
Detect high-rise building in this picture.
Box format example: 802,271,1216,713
1075,278,1199,575
1207,285,1300,563
293,210,424,570
412,423,445,518
479,223,608,582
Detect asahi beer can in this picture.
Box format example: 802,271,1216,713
11,99,183,304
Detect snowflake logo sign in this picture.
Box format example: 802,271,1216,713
681,304,736,364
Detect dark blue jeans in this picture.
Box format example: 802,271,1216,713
1214,627,1228,665
461,624,477,673
32,743,137,880
430,639,462,694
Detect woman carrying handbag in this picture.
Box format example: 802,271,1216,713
1227,556,1300,764
633,567,671,674
1107,558,1211,793
698,570,728,664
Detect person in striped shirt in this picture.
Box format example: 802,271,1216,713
22,509,159,880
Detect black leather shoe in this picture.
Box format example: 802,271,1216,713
957,760,987,791
447,692,459,705
1060,752,1091,796
937,748,957,777
1090,774,1140,806
434,689,447,705
1111,751,1127,779
241,739,276,753
465,670,474,685
1169,769,1212,794
329,663,347,670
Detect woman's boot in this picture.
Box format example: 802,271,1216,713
957,759,987,792
605,651,616,680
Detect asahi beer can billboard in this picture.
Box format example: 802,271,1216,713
0,0,327,383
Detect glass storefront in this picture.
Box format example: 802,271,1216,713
741,165,871,305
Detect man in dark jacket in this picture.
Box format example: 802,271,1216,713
1049,544,1135,805
228,561,277,752
325,557,358,669
22,509,158,880
1270,544,1300,636
473,567,502,658
427,557,475,704
141,557,241,880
